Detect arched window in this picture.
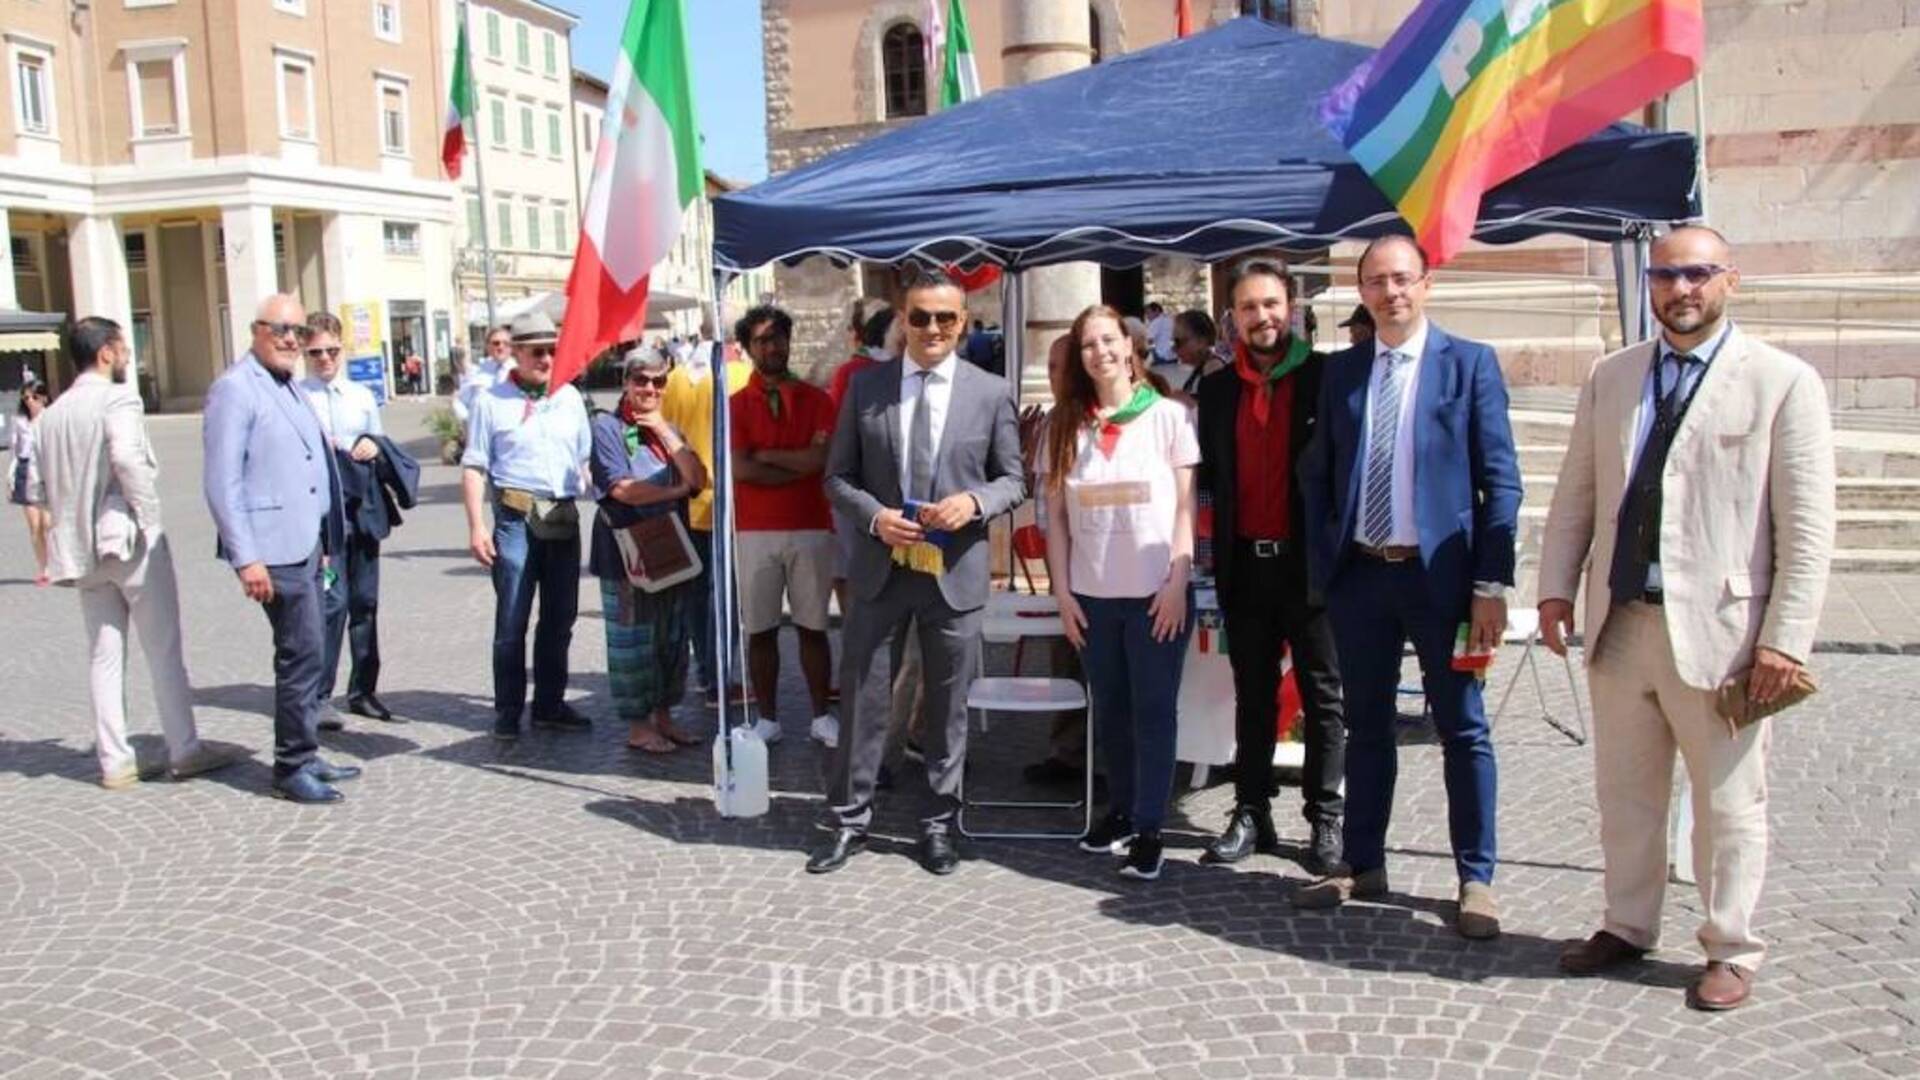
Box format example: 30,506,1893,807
882,22,927,118
1089,6,1103,64
1240,0,1293,25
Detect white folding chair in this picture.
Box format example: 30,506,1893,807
1493,606,1588,745
956,677,1093,840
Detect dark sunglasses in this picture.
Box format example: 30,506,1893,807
906,309,962,330
524,346,555,359
255,320,310,340
626,373,669,389
304,346,342,359
1646,263,1730,286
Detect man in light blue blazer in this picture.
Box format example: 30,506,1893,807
203,293,354,804
1295,236,1523,938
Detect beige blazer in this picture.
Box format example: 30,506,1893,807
37,372,164,585
1537,325,1835,689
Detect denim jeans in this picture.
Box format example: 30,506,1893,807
1077,591,1193,832
491,508,581,720
687,527,742,693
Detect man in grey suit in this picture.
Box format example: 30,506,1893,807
204,294,356,804
40,317,240,789
809,271,1027,875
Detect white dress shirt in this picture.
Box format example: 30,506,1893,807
301,373,384,451
454,357,515,425
1352,318,1429,547
897,351,959,499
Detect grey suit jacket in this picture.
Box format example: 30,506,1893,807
825,357,1027,611
37,372,162,585
203,352,345,569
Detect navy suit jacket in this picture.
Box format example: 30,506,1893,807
1298,324,1522,617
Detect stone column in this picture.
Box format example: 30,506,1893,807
221,203,279,365
0,207,18,311
1001,0,1100,402
68,214,136,380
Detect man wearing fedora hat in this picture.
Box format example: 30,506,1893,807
462,310,595,741
1337,305,1375,349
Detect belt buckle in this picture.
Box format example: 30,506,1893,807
1252,539,1281,558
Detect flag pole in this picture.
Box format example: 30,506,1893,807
459,0,500,330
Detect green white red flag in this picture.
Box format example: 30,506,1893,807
441,17,474,178
940,0,979,107
552,0,702,387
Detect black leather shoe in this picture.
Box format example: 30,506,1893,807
1304,817,1344,877
308,758,362,784
347,694,396,722
493,713,521,742
805,828,868,874
1200,804,1281,865
532,703,592,732
920,829,961,876
272,769,343,804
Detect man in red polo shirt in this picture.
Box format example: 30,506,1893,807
731,305,839,749
1193,259,1348,876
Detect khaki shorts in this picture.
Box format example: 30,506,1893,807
736,529,836,634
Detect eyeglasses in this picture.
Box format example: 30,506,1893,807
255,320,310,340
626,373,670,389
304,346,342,359
1359,272,1425,293
524,346,555,359
1646,263,1730,286
906,309,962,330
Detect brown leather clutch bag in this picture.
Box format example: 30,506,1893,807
1714,666,1818,733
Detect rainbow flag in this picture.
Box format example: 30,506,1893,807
1326,0,1703,264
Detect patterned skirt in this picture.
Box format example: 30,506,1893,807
600,577,692,718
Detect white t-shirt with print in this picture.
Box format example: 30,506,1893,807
1036,395,1200,600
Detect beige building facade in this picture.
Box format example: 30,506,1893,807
0,0,459,408
763,0,1920,403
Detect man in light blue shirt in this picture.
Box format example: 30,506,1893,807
453,324,515,429
461,311,593,741
301,311,392,731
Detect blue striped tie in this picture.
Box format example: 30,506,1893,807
1360,351,1408,547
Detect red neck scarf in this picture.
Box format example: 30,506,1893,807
1233,335,1311,425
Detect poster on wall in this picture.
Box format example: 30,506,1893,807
339,300,389,405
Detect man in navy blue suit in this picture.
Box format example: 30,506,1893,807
1293,236,1522,939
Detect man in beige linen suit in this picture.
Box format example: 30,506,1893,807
38,317,238,789
1536,227,1835,1012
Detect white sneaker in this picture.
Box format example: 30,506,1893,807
809,714,839,749
744,717,783,744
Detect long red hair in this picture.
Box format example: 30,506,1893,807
1044,305,1169,493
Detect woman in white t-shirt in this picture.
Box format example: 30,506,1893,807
1038,305,1200,881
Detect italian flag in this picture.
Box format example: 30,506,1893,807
441,17,473,178
553,0,702,387
939,0,979,108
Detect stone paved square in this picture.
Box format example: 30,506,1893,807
0,403,1913,1079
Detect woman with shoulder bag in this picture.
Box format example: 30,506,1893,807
588,349,709,754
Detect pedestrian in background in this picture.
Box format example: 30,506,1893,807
1041,304,1199,881
590,348,708,754
40,317,239,789
10,379,50,586
1539,226,1836,1012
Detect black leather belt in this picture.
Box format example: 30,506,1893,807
1235,538,1293,558
1352,542,1419,563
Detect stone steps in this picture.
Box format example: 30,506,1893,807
1517,507,1920,565
1520,474,1920,512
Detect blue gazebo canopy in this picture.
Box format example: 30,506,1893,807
712,17,1699,272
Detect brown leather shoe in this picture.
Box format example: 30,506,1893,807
1559,930,1648,975
1456,881,1501,940
1292,866,1388,910
1686,962,1754,1011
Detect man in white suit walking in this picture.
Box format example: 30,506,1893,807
1536,226,1836,1012
38,317,239,789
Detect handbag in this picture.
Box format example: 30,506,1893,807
610,510,702,593
1714,665,1818,733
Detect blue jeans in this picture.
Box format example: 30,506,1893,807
1077,591,1192,833
687,528,740,693
491,508,580,720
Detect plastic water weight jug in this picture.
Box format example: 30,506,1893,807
713,725,769,818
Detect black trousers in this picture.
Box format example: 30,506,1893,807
320,528,381,701
1221,544,1346,825
263,546,326,776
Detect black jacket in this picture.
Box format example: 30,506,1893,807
334,433,420,541
1194,345,1326,600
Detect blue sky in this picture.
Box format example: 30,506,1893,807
567,0,769,183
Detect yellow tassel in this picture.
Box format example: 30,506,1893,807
891,542,945,577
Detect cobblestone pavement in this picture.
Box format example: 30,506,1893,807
0,402,1914,1080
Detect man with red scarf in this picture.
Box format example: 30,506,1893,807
461,310,594,742
1193,259,1347,876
